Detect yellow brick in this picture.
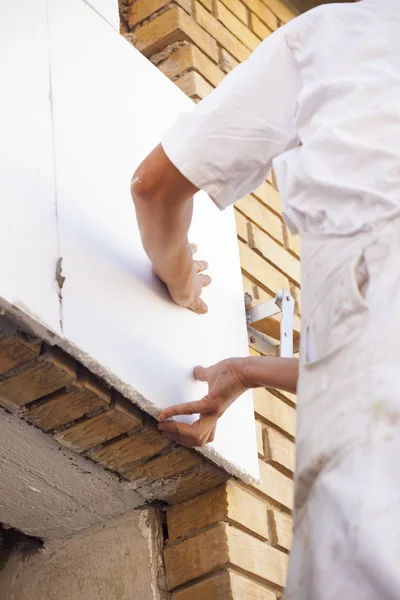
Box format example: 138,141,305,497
251,225,301,286
128,0,191,28
52,406,140,452
250,12,272,39
171,570,232,600
255,459,294,510
253,181,282,215
172,569,277,600
215,2,260,52
236,211,301,285
242,0,279,30
0,319,41,375
253,388,296,438
269,509,293,552
157,45,195,79
135,6,218,62
140,462,229,505
165,524,229,589
227,480,269,539
195,2,251,62
167,480,269,540
25,387,107,431
123,446,202,484
191,46,225,87
165,522,288,589
241,272,258,297
175,70,214,98
158,44,224,87
256,419,264,456
0,346,75,410
230,570,277,599
262,0,297,23
24,367,112,431
239,241,291,297
285,227,301,258
265,426,296,475
235,195,284,244
271,388,297,407
228,526,288,588
220,47,239,73
90,426,172,472
291,283,301,315
198,0,213,10
242,272,273,305
234,208,248,240
220,0,248,24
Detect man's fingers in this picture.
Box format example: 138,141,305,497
199,274,212,288
161,430,196,448
195,260,209,273
191,297,208,315
208,425,217,443
190,243,198,255
158,414,218,448
158,399,211,421
158,420,192,436
194,365,209,382
158,419,210,448
158,420,203,447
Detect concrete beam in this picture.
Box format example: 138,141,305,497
0,409,143,540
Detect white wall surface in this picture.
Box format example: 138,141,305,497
0,0,259,482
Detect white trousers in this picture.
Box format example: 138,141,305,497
284,220,400,600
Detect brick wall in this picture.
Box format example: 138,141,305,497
0,317,229,510
121,0,300,597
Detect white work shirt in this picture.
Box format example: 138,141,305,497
162,0,400,236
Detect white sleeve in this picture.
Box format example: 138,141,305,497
162,27,301,210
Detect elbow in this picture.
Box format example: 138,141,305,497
131,164,155,207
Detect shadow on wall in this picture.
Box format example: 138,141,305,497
0,525,43,572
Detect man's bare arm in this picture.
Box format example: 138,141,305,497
131,144,211,314
241,356,298,394
157,356,299,447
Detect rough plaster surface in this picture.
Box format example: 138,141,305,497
0,410,143,540
0,510,165,600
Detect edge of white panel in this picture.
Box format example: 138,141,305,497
0,300,260,485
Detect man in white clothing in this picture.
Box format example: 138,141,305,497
131,1,400,597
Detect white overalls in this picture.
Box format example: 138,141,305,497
163,1,400,597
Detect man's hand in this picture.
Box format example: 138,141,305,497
162,244,212,315
132,145,213,315
157,358,248,447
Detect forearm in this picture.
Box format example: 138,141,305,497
133,187,193,283
241,356,299,394
131,145,198,286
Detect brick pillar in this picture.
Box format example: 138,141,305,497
121,0,300,597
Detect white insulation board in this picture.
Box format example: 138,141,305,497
0,0,61,336
1,0,259,482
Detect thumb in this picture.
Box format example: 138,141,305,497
194,365,209,382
